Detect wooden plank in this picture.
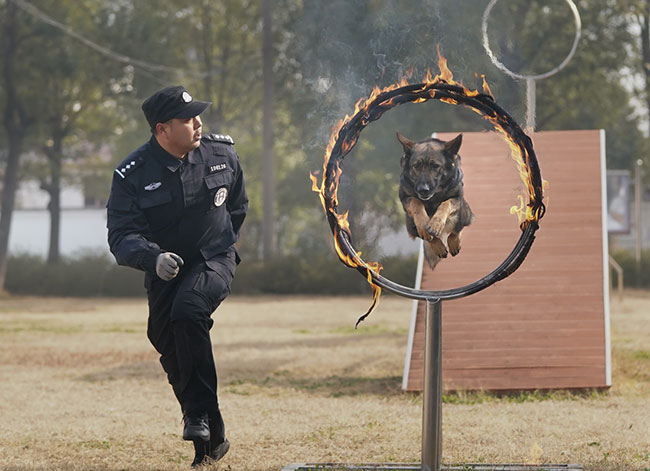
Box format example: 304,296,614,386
403,130,608,392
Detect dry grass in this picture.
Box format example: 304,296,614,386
0,293,648,471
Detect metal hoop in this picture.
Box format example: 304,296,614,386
481,0,582,81
321,81,546,303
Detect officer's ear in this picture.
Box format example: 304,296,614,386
155,122,168,136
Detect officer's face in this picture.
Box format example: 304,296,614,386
158,115,203,158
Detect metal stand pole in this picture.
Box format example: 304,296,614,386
635,159,643,287
422,298,442,471
525,77,536,132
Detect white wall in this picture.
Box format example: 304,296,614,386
9,209,109,257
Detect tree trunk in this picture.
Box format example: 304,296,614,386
0,134,22,292
214,4,232,130
641,7,650,138
0,0,26,292
45,135,63,265
262,0,275,259
200,1,217,131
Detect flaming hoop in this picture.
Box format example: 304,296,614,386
311,49,546,325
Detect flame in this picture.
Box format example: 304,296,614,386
492,124,544,228
309,171,325,210
311,47,545,321
436,44,454,82
481,74,493,97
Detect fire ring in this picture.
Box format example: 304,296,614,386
315,71,546,307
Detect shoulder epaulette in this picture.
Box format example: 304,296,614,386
204,133,235,145
114,155,143,179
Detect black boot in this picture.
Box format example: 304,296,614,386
208,410,229,462
191,437,229,467
209,438,230,462
183,411,210,442
191,439,209,468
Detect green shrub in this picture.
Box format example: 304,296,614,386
6,251,419,297
6,252,144,297
231,253,419,295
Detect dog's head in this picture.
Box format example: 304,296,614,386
397,132,463,201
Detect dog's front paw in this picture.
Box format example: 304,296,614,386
425,217,445,238
416,224,434,241
448,233,461,256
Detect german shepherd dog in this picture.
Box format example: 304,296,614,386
397,132,474,270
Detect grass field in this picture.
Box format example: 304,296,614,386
0,292,649,471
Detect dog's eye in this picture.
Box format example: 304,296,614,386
430,163,440,170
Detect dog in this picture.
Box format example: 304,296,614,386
397,132,474,270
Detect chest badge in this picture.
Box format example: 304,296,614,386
210,163,227,173
144,182,162,191
214,187,228,207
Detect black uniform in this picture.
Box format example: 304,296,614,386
106,132,247,441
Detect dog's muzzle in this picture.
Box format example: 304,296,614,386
416,184,435,201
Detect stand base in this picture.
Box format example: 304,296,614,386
282,464,583,471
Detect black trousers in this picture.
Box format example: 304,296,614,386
145,251,236,441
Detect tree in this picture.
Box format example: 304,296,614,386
262,0,276,259
619,0,650,168
484,0,646,170
8,0,135,264
0,0,37,291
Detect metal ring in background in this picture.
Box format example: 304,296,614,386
481,0,582,81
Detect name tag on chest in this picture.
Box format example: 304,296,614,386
210,163,227,173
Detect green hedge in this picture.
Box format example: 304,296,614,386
6,252,145,297
232,253,419,295
5,251,419,297
16,247,647,296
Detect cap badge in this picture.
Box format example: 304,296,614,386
181,91,192,103
214,187,228,207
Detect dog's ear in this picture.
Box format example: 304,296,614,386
396,132,415,153
444,133,463,158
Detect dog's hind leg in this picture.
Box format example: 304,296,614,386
428,237,448,258
423,242,441,270
423,238,450,269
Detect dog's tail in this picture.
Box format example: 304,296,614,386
423,243,442,271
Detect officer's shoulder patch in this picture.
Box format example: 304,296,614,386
204,133,235,145
114,155,143,179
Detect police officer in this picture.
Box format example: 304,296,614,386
106,85,247,467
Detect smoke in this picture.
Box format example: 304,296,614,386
289,0,535,258
372,52,387,80
292,0,454,151
288,0,555,159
